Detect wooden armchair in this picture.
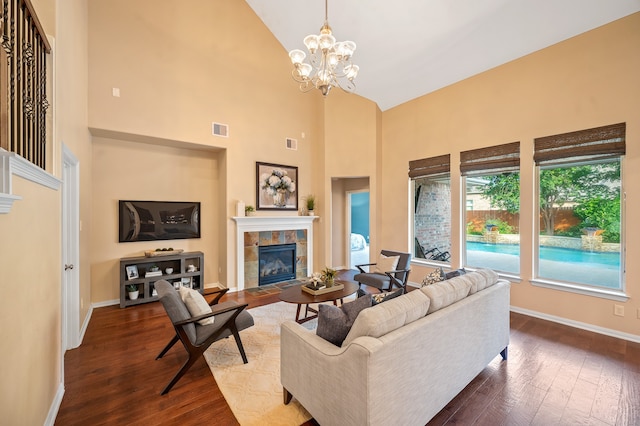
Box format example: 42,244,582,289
354,250,411,293
155,280,254,395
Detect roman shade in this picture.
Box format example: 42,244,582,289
408,154,450,179
534,122,626,165
460,142,520,176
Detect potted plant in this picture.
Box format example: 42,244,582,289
321,267,337,287
306,194,316,216
245,205,255,216
126,284,139,300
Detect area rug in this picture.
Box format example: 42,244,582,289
203,302,316,426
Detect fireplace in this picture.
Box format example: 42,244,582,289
233,216,316,291
258,243,296,286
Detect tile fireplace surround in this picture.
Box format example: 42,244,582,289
233,216,316,291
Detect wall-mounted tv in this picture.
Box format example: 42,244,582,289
119,200,201,243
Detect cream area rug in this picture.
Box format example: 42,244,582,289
203,302,315,426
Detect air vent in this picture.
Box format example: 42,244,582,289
212,122,229,137
286,138,298,150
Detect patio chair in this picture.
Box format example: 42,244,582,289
354,250,411,293
155,280,254,395
415,238,451,262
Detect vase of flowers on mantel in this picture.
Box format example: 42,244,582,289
261,168,296,208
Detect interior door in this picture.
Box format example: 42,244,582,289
62,145,80,350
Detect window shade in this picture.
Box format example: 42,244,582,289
408,154,450,179
534,122,626,165
460,142,520,176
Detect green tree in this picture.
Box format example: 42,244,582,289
480,162,620,236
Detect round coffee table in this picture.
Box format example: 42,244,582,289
279,280,359,323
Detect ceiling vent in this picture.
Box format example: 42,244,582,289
212,122,229,137
286,138,298,150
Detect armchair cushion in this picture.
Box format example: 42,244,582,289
179,286,215,326
373,253,400,274
316,294,372,346
195,301,255,345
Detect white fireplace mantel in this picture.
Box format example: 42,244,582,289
232,215,317,291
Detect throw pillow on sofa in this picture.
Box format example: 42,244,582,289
445,268,467,280
421,267,444,286
316,294,372,346
371,288,404,305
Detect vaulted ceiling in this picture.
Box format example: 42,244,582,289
245,0,640,111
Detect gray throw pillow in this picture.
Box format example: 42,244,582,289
445,268,467,280
316,294,372,346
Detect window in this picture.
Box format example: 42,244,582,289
534,123,625,292
461,142,520,275
409,155,451,263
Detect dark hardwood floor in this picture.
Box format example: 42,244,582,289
55,281,640,426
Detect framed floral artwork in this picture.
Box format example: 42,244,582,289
256,162,298,210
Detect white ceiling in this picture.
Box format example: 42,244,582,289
245,0,640,111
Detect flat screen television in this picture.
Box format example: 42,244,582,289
119,200,201,243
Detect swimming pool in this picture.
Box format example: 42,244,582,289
466,241,621,288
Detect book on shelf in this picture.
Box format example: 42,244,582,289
145,271,163,278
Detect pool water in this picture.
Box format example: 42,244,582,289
466,241,621,289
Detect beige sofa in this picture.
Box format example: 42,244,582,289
281,269,510,426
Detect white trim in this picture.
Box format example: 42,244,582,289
0,149,61,213
78,305,93,344
511,305,640,344
92,299,120,308
44,382,64,426
531,278,629,302
232,216,316,291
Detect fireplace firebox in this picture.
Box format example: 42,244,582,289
258,243,296,286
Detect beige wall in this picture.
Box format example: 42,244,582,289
322,91,380,265
381,13,640,336
91,137,222,301
0,179,61,424
87,0,320,293
0,0,89,423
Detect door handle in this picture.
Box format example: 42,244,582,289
64,264,74,271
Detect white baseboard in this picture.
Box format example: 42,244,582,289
510,305,640,344
44,382,64,426
77,304,93,347
92,298,120,308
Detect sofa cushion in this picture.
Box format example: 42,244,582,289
466,268,499,294
420,277,472,314
316,294,372,346
179,286,215,326
342,290,431,347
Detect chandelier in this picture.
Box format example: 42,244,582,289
288,0,359,96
